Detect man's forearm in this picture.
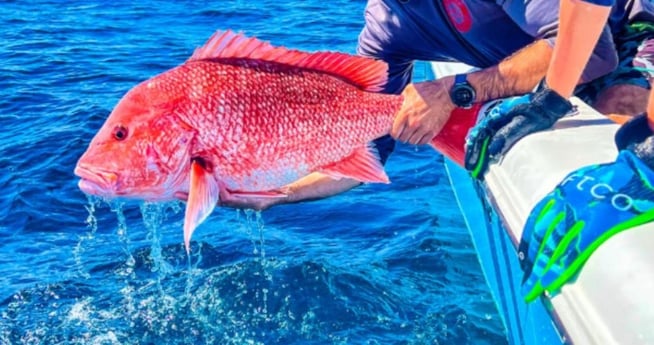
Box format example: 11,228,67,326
218,172,361,211
468,40,554,102
282,173,361,204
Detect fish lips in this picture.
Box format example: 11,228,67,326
74,164,119,197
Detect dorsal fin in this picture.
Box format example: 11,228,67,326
188,30,388,92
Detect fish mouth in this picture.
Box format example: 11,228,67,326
74,164,118,196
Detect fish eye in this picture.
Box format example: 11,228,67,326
113,125,128,141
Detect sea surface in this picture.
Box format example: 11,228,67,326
0,1,508,344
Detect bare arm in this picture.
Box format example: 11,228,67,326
547,0,611,98
219,173,360,211
392,39,554,145
472,0,617,101
468,39,554,102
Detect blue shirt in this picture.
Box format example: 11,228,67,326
357,0,654,94
357,0,654,163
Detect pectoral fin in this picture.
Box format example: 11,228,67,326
184,160,220,254
320,145,389,183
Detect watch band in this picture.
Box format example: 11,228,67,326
454,73,467,85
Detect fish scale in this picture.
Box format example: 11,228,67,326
153,59,401,191
75,30,403,252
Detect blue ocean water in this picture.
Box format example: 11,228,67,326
0,1,508,344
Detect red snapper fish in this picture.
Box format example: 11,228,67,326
74,30,403,252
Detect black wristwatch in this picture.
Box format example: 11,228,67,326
450,74,476,109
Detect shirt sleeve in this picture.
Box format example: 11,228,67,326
501,0,618,82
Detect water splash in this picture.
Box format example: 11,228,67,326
238,209,267,258
110,201,136,278
72,195,101,279
140,202,174,278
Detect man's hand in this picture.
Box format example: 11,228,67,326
464,88,573,179
391,78,456,145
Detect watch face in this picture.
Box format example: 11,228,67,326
453,87,474,106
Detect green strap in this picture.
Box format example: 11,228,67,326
471,137,491,179
534,200,562,260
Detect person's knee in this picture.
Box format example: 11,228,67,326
592,84,649,116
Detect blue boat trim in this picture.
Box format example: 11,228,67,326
445,160,567,345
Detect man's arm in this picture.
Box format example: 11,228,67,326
463,0,613,177
470,0,618,101
392,40,554,145
546,0,613,98
468,39,553,102
467,0,613,102
219,173,360,211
